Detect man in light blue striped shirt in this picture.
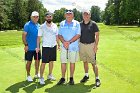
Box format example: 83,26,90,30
57,9,81,85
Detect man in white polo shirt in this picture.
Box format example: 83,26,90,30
36,12,60,85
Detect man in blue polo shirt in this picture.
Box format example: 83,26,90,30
57,9,81,85
22,11,41,82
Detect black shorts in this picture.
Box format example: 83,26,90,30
25,51,41,61
42,46,57,63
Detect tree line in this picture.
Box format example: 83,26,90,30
102,0,140,25
0,0,101,30
0,0,139,30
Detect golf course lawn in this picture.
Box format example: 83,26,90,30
0,23,140,93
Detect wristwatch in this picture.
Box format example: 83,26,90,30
69,41,72,44
25,44,28,46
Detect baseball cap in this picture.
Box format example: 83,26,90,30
65,9,73,14
82,9,90,14
45,12,53,16
31,11,39,16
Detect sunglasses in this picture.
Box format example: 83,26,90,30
65,10,73,13
46,15,52,17
33,16,39,18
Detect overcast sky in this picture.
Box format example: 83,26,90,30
41,0,108,12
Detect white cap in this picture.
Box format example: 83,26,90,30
82,9,90,14
31,11,39,16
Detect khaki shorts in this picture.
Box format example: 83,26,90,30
79,42,96,64
60,49,79,63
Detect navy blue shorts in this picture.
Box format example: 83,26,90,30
42,46,57,63
25,51,41,61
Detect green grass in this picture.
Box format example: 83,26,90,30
0,23,140,93
0,31,22,47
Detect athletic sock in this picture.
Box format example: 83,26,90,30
85,73,89,77
49,74,52,76
96,76,99,80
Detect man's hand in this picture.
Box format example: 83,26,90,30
63,41,70,49
93,45,98,53
36,48,40,53
57,44,60,50
24,46,28,52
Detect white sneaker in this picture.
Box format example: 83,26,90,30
34,74,40,78
27,76,33,82
40,77,45,85
47,74,56,81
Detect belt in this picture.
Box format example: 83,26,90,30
80,42,94,44
42,45,56,48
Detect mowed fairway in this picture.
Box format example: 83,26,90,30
0,24,140,93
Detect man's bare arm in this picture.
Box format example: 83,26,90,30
69,34,81,44
95,32,99,46
22,32,27,45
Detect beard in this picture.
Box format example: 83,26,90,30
46,19,52,24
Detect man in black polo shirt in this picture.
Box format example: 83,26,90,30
79,9,101,87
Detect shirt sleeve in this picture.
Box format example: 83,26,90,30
38,26,43,36
23,23,28,33
56,25,59,35
58,23,62,35
76,22,81,35
93,22,99,32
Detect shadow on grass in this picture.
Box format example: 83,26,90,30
5,81,31,93
5,79,53,93
5,79,97,93
23,79,53,93
45,83,96,93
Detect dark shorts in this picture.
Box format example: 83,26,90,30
25,51,41,61
42,46,57,63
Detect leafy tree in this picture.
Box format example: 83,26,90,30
53,8,65,23
90,6,101,22
103,0,140,25
73,8,82,22
113,0,121,24
102,0,113,25
0,0,9,30
27,0,47,24
11,0,28,29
